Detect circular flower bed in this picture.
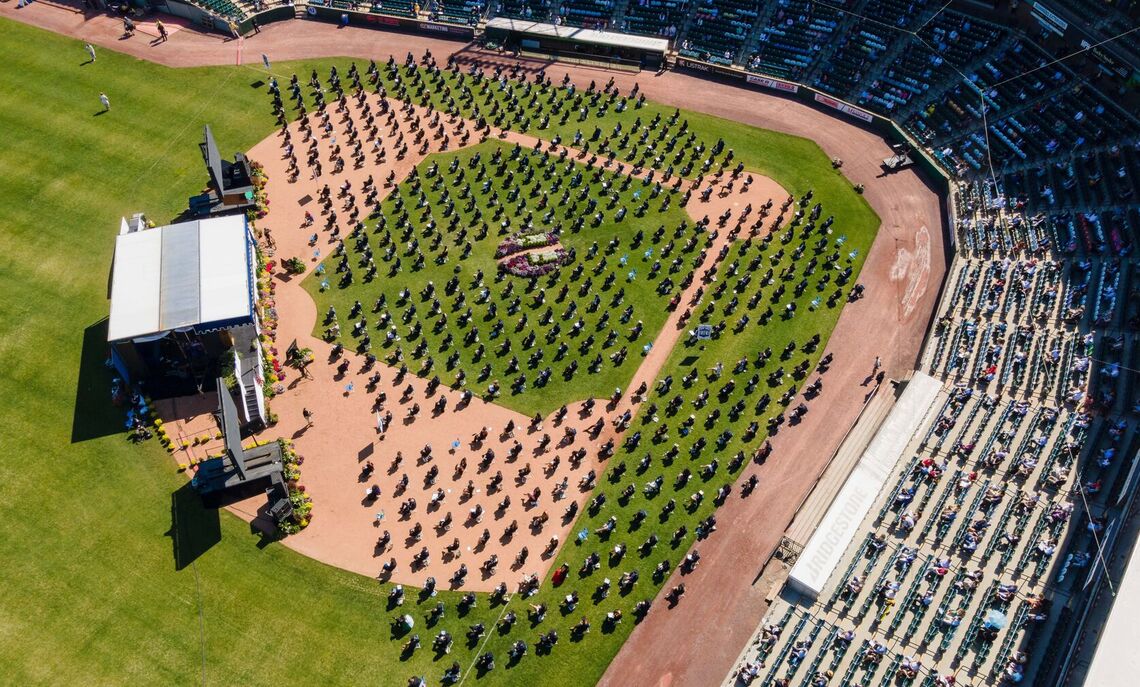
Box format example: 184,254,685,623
500,248,574,277
494,230,559,258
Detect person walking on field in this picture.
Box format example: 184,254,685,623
85,43,96,63
99,92,111,111
873,356,881,372
303,408,314,427
156,20,168,42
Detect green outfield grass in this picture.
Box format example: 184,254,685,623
0,18,877,687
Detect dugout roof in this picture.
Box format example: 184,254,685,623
485,18,669,54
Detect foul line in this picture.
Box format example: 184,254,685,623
457,595,515,686
194,562,208,687
125,68,239,194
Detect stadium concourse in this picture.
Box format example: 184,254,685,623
13,1,1140,686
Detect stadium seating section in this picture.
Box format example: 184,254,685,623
732,190,1138,683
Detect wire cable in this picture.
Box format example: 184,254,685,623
1074,465,1119,597
914,0,956,35
990,25,1140,90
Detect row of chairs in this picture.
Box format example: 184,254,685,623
196,0,246,19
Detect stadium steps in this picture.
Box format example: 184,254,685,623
734,0,781,69
848,10,932,106
798,0,865,87
675,5,701,53
608,0,632,33
734,0,779,69
239,352,266,427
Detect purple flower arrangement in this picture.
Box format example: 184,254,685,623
500,248,573,277
494,231,560,258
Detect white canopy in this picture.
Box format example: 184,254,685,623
108,214,254,342
788,372,943,598
485,18,670,54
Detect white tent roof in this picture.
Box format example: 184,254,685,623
485,18,670,53
108,214,253,342
788,373,943,598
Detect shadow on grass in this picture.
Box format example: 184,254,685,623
168,481,221,570
168,207,204,225
71,318,126,443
